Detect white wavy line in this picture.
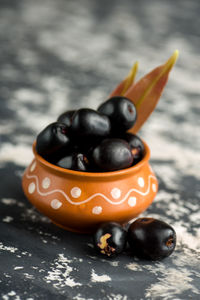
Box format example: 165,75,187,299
26,172,157,206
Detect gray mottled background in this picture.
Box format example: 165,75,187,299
0,0,200,299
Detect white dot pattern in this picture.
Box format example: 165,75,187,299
28,182,35,194
71,187,81,198
128,197,137,207
92,206,102,215
138,177,145,187
30,161,36,172
152,183,157,192
51,199,62,209
42,177,51,189
111,188,121,199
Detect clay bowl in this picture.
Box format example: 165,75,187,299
22,140,158,234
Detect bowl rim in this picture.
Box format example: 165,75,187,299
32,139,151,178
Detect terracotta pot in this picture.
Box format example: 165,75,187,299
22,140,158,234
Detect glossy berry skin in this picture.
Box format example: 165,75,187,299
128,218,176,260
122,133,145,163
56,153,90,171
98,96,137,133
57,110,76,127
36,122,71,159
92,138,133,171
70,108,111,139
93,222,127,257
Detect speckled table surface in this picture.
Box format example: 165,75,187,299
0,0,200,299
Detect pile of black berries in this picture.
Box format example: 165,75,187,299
36,96,145,172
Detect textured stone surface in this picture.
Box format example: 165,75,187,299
0,0,200,299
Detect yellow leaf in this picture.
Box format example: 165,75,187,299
125,50,179,134
110,61,138,97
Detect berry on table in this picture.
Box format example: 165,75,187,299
93,222,127,257
127,218,176,260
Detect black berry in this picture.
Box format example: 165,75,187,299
56,153,90,171
36,122,71,160
93,222,127,257
70,108,111,139
128,218,176,260
57,110,76,127
122,133,145,164
92,138,133,171
98,96,137,133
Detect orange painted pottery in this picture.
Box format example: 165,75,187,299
22,140,158,234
